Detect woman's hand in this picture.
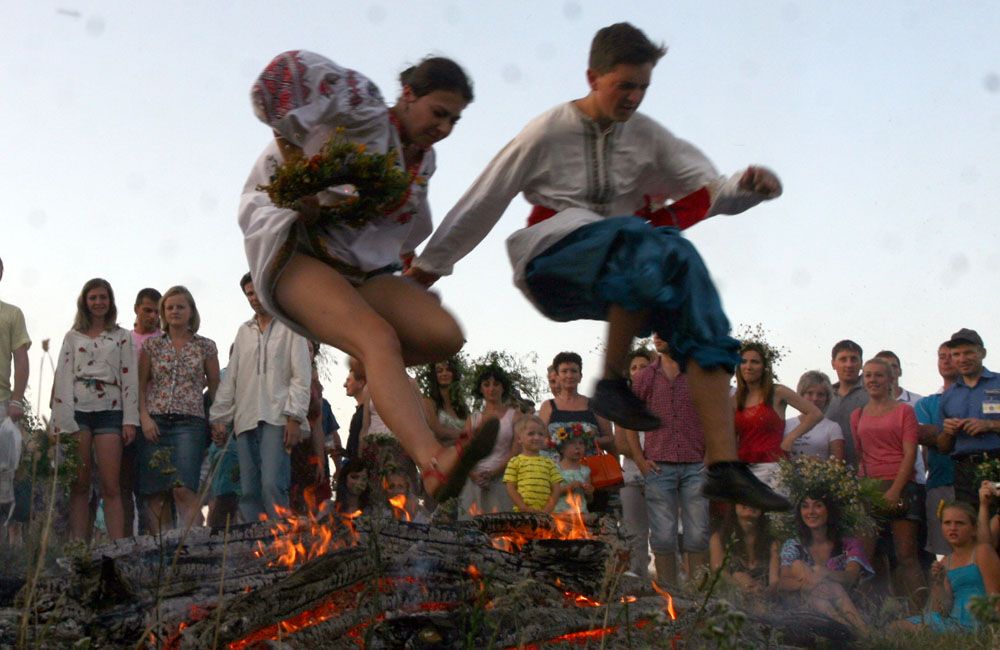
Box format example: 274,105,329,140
637,457,659,477
403,266,440,288
471,469,492,488
884,487,902,510
141,414,159,443
211,422,228,445
779,438,795,453
930,560,946,583
980,480,999,504
122,424,136,446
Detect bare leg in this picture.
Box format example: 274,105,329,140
274,255,469,488
145,493,172,534
603,305,649,378
69,431,94,541
173,486,204,530
94,433,125,540
686,365,737,463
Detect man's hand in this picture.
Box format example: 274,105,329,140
637,457,659,477
738,166,782,198
285,418,302,448
403,266,440,288
963,418,996,436
943,418,964,435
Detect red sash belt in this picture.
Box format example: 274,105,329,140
526,186,712,231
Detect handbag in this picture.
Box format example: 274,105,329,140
582,439,623,489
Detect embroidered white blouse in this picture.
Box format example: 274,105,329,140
412,102,775,300
239,64,435,334
52,327,139,433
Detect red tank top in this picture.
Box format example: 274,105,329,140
735,402,787,464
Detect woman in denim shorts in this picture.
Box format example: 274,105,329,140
138,286,220,532
52,278,139,540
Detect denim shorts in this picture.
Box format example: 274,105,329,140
137,414,208,495
74,410,124,435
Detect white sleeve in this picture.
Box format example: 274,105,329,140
51,332,78,434
118,330,139,426
412,133,536,277
283,333,313,423
209,333,240,425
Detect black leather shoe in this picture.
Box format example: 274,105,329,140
591,378,662,431
702,461,791,511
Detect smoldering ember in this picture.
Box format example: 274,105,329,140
1,499,851,649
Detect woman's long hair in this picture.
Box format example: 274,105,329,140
735,342,775,411
421,357,469,419
794,493,844,557
720,506,774,570
73,278,118,333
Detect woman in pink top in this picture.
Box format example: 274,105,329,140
851,357,924,612
733,343,821,490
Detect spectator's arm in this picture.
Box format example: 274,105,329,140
209,337,239,425
283,335,312,423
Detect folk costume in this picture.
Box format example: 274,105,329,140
413,102,779,372
241,51,435,337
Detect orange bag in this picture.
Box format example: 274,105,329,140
582,440,623,489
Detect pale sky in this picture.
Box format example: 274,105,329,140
2,1,999,425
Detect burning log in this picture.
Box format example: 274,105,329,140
7,507,852,648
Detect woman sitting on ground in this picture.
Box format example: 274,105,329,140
899,500,1000,632
783,371,845,461
710,503,779,603
778,493,871,631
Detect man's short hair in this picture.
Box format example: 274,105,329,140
831,339,863,360
239,272,254,292
134,287,162,307
552,351,583,372
875,350,901,366
589,23,667,73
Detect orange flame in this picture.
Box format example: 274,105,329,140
255,501,361,570
488,493,591,552
651,581,677,620
468,501,483,516
388,494,411,521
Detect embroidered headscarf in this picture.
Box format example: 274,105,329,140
251,50,386,147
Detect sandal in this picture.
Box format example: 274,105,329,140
425,417,500,503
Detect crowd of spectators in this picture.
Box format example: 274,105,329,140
2,256,1000,634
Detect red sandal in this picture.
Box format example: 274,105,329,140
424,417,500,503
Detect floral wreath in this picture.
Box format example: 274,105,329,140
734,322,789,380
258,128,411,229
547,422,593,449
771,456,882,541
462,350,542,409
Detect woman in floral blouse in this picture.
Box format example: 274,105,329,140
52,278,138,540
138,286,220,532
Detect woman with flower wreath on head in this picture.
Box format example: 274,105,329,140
419,356,469,446
240,50,497,502
52,278,138,541
733,341,822,491
458,362,521,515
778,491,872,632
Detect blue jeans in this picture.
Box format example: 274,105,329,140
235,422,290,521
138,415,207,495
644,462,710,554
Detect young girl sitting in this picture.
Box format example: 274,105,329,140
554,437,594,514
504,416,562,513
333,460,370,516
710,504,779,602
899,500,1000,632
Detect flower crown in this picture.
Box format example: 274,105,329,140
770,456,880,540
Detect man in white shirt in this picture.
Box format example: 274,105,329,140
210,273,312,521
408,23,787,511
